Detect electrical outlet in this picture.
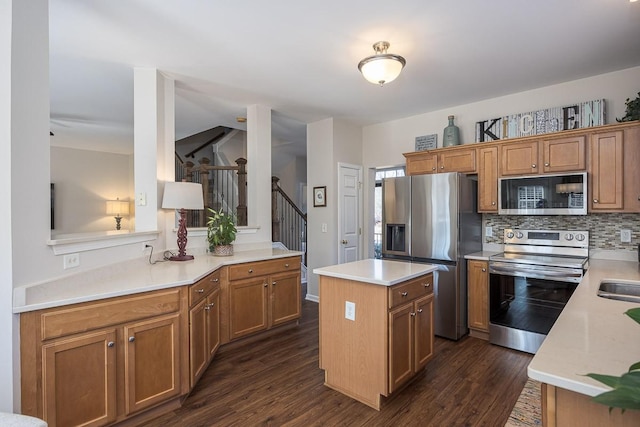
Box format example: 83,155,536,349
345,301,356,321
137,192,147,206
621,229,632,243
321,223,327,233
485,226,493,238
63,253,80,269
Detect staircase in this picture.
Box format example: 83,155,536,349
271,176,307,272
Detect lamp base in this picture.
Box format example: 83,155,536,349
168,254,194,262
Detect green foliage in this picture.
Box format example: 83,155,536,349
616,92,640,122
586,308,640,413
206,208,237,249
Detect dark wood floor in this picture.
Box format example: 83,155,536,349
141,295,532,427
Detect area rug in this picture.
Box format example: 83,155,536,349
505,379,542,427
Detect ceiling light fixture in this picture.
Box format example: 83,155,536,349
358,41,406,86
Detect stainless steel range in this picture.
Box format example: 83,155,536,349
488,229,589,354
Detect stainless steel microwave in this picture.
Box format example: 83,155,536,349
498,172,587,215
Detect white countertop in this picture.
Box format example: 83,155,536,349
464,251,501,261
528,259,640,396
13,248,302,313
313,259,438,286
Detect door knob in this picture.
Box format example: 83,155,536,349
107,341,115,348
128,336,135,343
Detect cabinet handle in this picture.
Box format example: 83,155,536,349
423,283,430,288
440,166,445,170
211,278,219,283
531,164,537,168
431,167,436,171
410,312,416,317
544,163,550,167
482,268,486,272
196,289,204,294
248,269,253,273
128,336,135,343
593,199,598,203
284,263,289,268
417,308,423,314
491,201,496,206
401,292,408,297
204,303,215,311
272,281,277,286
107,341,115,348
263,282,268,287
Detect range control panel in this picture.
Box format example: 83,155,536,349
503,229,589,248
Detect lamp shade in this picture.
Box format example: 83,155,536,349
358,41,406,86
106,199,130,216
162,181,204,210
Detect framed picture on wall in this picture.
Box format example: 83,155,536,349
313,186,326,207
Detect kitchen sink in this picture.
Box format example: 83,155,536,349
597,280,640,303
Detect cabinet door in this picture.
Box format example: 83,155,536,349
206,288,220,359
388,303,414,393
500,141,539,176
42,329,117,427
414,294,434,372
124,313,181,415
406,152,438,175
589,131,624,211
189,298,208,387
478,146,498,212
229,277,269,340
270,270,301,327
438,147,477,173
467,260,489,332
542,135,586,173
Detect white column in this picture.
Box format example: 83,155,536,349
3,0,50,411
245,104,272,243
133,68,175,237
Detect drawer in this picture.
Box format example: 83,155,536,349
41,288,182,340
388,273,433,309
189,270,221,307
228,256,300,281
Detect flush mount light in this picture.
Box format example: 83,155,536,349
358,41,406,86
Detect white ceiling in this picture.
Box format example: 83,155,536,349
49,0,640,155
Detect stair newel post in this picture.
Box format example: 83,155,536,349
236,158,247,226
271,176,281,242
199,157,211,227
185,161,195,183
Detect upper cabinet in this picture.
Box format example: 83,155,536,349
477,146,499,212
499,135,586,176
406,146,476,175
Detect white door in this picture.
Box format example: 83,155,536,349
338,163,362,264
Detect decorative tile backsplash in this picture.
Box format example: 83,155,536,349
483,213,640,252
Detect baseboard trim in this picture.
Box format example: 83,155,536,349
305,293,319,303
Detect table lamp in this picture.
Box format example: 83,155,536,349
162,181,204,261
106,198,130,230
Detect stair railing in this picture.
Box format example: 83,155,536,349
271,176,307,266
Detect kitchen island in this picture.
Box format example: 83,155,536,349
314,259,438,410
528,258,640,426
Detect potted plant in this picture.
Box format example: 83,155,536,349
206,208,237,256
616,91,640,122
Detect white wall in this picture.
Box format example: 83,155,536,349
306,119,363,299
50,147,133,235
361,66,640,255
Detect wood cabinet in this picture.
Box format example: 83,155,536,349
189,270,221,387
389,293,434,393
319,272,434,410
589,127,640,212
21,288,188,427
477,146,499,212
500,135,585,176
405,147,476,175
225,256,301,342
467,260,489,339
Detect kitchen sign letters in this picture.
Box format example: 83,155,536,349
475,99,605,142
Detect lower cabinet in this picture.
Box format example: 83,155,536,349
21,288,188,427
189,271,221,387
467,259,489,338
389,293,434,393
226,256,302,342
319,272,434,410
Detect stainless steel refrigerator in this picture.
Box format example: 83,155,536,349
382,172,482,340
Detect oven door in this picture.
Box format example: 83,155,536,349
488,262,580,354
